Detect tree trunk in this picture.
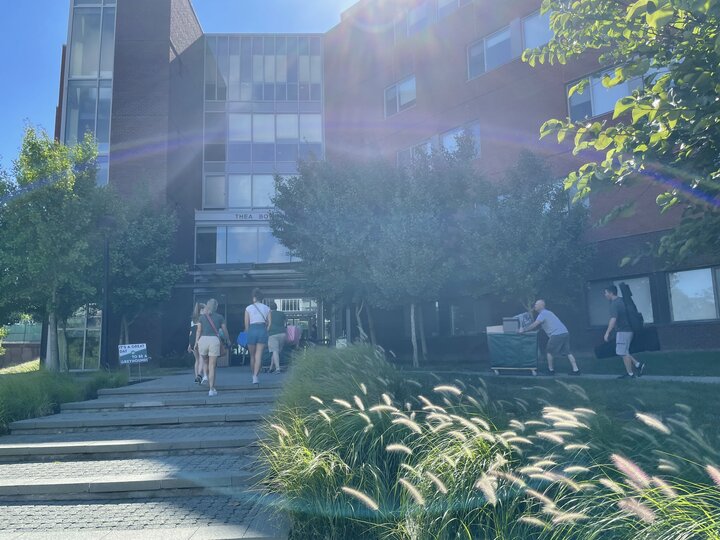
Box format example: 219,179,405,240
354,301,368,342
418,306,428,361
58,320,69,372
367,305,377,347
45,311,59,372
120,315,130,345
410,303,419,368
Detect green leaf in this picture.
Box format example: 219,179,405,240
646,3,675,28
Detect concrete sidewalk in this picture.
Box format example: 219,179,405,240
0,368,289,539
411,369,720,383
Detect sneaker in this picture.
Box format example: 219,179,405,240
569,370,581,376
617,373,635,379
194,375,202,384
635,361,646,377
546,369,556,376
201,375,208,385
208,388,217,397
252,375,259,385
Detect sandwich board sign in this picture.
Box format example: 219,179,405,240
118,343,148,364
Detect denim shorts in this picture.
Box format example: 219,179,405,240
247,323,269,345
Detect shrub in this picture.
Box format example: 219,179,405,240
261,345,720,539
0,369,127,433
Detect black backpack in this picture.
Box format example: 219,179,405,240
619,282,644,333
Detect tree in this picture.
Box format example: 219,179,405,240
0,128,105,371
479,152,593,311
108,191,187,345
271,159,399,342
526,0,720,263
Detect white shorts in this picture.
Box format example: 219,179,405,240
198,335,221,357
616,332,633,356
268,333,286,353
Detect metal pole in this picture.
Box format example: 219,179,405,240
101,235,110,369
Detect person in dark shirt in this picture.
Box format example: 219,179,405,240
267,301,287,373
604,285,645,378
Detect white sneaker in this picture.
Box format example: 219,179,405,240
252,375,259,385
201,375,208,385
208,388,217,397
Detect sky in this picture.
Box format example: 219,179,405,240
0,0,357,172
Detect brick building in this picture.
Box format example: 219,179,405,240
55,0,720,368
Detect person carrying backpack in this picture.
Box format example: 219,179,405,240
603,285,646,379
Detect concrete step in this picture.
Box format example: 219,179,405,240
0,426,261,462
0,493,287,539
9,405,271,434
61,390,281,412
98,379,285,397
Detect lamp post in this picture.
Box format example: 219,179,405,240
98,215,114,369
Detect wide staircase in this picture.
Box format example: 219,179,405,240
0,369,287,539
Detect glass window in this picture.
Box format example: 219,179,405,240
669,269,718,321
253,175,275,207
196,227,218,264
397,77,416,111
96,155,109,186
591,70,631,118
568,81,593,121
467,41,485,79
228,174,251,208
438,0,458,19
258,227,289,263
299,114,322,142
227,227,257,263
99,7,115,78
205,36,217,100
65,81,97,145
441,127,463,153
69,8,102,77
229,114,251,142
523,11,553,50
408,1,431,34
205,112,226,144
385,76,416,117
451,299,477,336
96,81,112,152
204,175,226,209
252,114,275,143
276,114,299,141
485,27,512,71
587,277,655,326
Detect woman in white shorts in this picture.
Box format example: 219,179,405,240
195,298,229,397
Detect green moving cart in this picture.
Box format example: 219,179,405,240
488,331,539,375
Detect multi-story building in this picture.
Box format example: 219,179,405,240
55,0,720,368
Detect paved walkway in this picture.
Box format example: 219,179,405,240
0,368,289,539
411,369,720,383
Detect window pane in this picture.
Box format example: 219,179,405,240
196,227,218,264
264,55,275,83
385,85,398,116
99,7,115,78
253,55,263,82
276,114,298,141
227,143,251,161
618,277,654,324
96,81,112,152
204,175,226,209
591,70,630,117
523,11,553,50
205,36,217,100
252,143,275,161
70,8,102,77
310,55,322,84
397,77,416,110
96,155,109,186
258,227,288,263
441,127,462,153
568,80,592,121
276,143,298,162
408,1,430,34
252,114,275,142
229,114,251,142
468,41,485,78
299,114,322,143
299,56,310,83
228,174,251,207
227,227,256,263
65,81,97,145
485,27,511,71
438,0,458,18
205,112,226,144
276,54,287,83
669,269,718,321
253,175,275,207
